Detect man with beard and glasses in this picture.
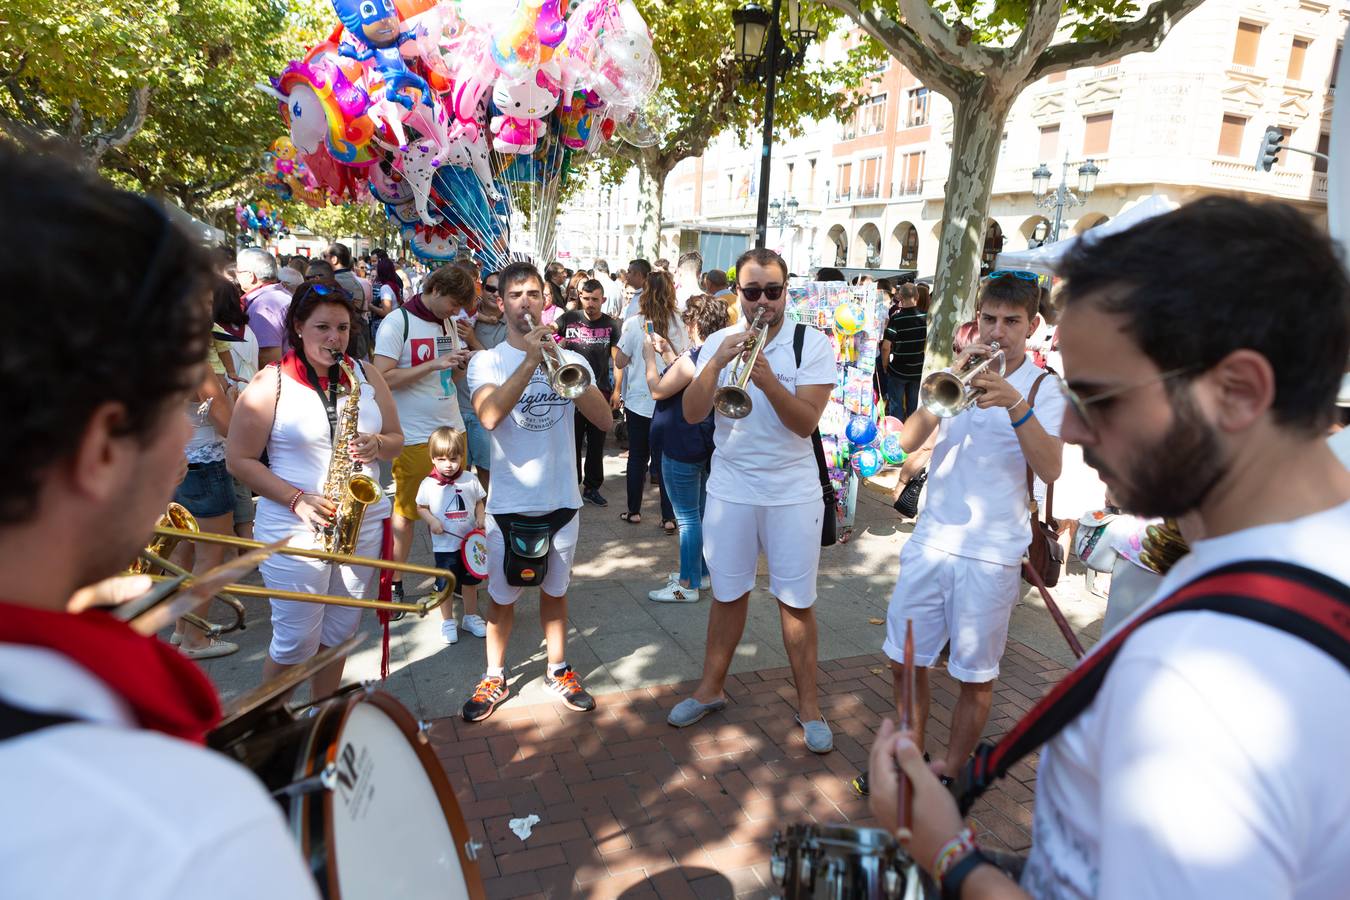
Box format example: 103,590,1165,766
865,197,1350,900
856,271,1066,796
667,248,837,754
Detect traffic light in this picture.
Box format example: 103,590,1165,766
1255,126,1285,172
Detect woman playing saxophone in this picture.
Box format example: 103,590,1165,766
226,278,404,696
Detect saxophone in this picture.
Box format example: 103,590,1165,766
318,356,382,555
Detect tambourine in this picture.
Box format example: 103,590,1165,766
461,528,490,580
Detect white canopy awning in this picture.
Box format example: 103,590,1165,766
162,199,227,246
993,195,1179,276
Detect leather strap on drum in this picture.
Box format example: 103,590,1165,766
957,560,1350,815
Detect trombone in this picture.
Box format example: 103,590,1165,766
526,312,591,399
713,308,767,419
138,505,453,620
919,341,1006,417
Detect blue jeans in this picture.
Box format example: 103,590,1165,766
662,456,710,589
886,378,921,421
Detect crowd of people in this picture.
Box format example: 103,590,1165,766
5,136,1350,899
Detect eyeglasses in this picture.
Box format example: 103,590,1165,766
738,284,785,301
988,269,1039,282
482,284,498,294
1060,366,1199,437
299,280,352,303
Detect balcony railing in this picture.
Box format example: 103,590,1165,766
892,181,924,198
857,184,882,200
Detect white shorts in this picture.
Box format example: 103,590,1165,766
883,540,1022,683
702,496,824,609
260,514,384,665
485,512,580,606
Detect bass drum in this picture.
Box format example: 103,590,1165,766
212,687,484,900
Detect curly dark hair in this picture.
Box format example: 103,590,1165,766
0,140,213,525
682,294,731,343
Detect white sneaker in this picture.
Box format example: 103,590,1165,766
440,620,459,644
649,582,700,603
461,614,487,638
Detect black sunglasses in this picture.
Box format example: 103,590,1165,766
738,284,785,301
482,284,498,294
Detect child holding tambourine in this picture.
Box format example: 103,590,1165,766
416,427,488,645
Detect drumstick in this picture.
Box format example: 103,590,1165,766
897,619,915,841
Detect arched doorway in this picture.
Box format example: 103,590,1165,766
981,220,1004,273
1020,215,1051,249
827,225,847,266
1073,213,1110,234
855,223,882,268
890,221,919,269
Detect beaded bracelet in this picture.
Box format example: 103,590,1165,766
288,489,304,514
933,826,978,879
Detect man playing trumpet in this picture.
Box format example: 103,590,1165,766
859,272,1066,792
667,248,838,754
460,262,613,722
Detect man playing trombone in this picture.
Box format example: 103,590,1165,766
859,272,1066,793
666,248,838,754
461,262,613,722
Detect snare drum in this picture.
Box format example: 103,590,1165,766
770,824,925,900
212,689,484,899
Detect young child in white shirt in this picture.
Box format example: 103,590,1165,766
415,427,487,644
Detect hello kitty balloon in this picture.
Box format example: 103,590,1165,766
489,62,561,154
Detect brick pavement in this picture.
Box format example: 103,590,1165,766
429,639,1067,899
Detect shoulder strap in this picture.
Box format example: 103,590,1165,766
794,324,832,494
401,307,410,346
270,360,283,439
0,696,80,742
958,560,1350,814
1023,370,1055,522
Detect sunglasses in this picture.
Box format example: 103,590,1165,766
300,280,352,302
1059,366,1199,437
988,269,1039,282
738,284,785,301
482,284,498,294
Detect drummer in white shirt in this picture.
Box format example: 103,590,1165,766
0,145,318,899
666,248,838,754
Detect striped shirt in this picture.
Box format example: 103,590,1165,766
884,308,927,379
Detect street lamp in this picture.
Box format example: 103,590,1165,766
1030,152,1101,244
732,0,815,249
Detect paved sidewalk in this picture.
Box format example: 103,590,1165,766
197,446,1107,721
429,640,1064,898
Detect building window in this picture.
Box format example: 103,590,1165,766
1083,113,1113,155
856,94,887,135
1232,20,1262,67
859,156,881,199
1287,37,1310,81
1217,113,1247,157
1315,132,1330,173
808,158,817,201
896,152,924,196
901,226,919,268
786,161,795,193
906,88,930,127
1038,124,1060,163
981,221,1004,272
1277,126,1294,166
836,162,852,200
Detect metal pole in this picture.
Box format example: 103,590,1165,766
1050,153,1069,243
754,0,783,249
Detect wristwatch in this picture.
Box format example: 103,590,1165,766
941,848,994,900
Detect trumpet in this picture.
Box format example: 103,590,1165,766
526,312,591,399
713,308,768,419
139,508,454,618
919,341,1006,417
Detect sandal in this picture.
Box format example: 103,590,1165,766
619,512,642,524
662,519,676,535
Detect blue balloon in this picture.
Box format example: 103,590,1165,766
845,415,878,448
852,446,883,478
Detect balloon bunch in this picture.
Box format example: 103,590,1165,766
259,0,660,264
236,202,287,241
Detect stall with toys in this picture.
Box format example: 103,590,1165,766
786,281,908,542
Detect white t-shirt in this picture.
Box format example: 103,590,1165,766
695,321,835,506
415,471,487,551
466,342,595,515
617,314,688,418
0,645,320,899
373,309,464,443
1022,500,1350,899
1330,429,1350,469
229,324,259,385
910,355,1066,566
601,276,625,317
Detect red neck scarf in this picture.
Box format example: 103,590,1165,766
280,349,354,391
403,292,447,333
0,601,221,743
428,466,462,486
